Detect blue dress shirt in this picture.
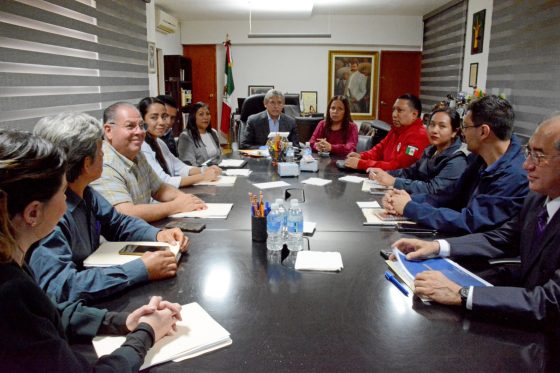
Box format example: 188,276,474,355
28,186,160,304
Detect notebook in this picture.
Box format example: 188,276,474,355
170,203,233,219
83,241,180,268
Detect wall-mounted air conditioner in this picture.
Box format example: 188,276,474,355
156,8,178,34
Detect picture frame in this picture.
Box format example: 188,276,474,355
328,50,379,120
147,41,156,74
471,9,486,55
248,85,274,96
301,91,318,114
469,63,478,88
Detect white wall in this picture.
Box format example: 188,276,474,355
461,0,493,93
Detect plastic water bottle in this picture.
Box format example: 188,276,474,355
275,198,288,245
266,203,282,251
285,142,295,162
303,142,312,157
286,199,304,251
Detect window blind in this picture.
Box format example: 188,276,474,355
486,0,560,138
420,0,467,111
0,0,150,131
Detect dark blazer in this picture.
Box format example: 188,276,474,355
240,110,298,149
448,192,560,324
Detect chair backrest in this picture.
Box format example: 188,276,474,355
295,117,322,144
240,94,266,123
368,119,391,147
356,135,374,152
284,93,300,107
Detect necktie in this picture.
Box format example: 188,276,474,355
534,205,549,241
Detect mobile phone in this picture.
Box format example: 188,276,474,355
119,244,168,256
165,221,206,233
380,248,393,260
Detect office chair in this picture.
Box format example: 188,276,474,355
361,119,391,147
283,93,301,118
356,135,374,152
236,94,266,144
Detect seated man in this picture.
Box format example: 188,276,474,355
91,102,206,222
240,89,298,149
392,114,560,325
344,93,430,171
30,112,189,303
383,95,529,235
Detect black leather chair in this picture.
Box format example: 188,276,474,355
295,116,322,144
236,94,266,144
356,135,374,152
283,93,301,118
361,119,391,147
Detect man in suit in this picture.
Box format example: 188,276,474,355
391,114,560,325
240,89,299,149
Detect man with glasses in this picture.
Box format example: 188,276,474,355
240,89,298,149
391,114,560,325
91,102,206,222
384,95,528,234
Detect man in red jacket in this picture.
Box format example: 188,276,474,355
344,93,430,171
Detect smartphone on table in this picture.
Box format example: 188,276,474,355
119,245,169,256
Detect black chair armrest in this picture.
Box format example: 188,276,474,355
488,257,521,266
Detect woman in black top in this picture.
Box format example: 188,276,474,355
0,130,180,372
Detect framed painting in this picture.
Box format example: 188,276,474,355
248,85,274,96
148,41,156,74
471,9,486,55
301,91,318,114
328,50,379,120
469,63,478,88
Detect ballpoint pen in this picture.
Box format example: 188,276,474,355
384,271,409,296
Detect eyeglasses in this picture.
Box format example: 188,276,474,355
523,145,560,166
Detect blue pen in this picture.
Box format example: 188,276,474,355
384,271,409,296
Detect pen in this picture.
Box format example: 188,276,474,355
384,271,409,296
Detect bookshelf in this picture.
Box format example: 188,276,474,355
164,55,192,136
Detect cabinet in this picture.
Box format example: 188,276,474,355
164,55,192,136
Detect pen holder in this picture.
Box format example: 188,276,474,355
251,216,267,242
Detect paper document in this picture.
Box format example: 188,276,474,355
356,201,381,209
295,251,343,272
301,177,332,186
362,179,392,192
267,131,290,138
92,302,232,370
252,181,291,189
224,169,252,177
170,203,233,219
218,159,247,168
83,241,180,268
362,208,414,226
239,149,269,158
339,175,368,183
195,176,236,186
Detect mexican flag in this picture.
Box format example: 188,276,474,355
220,40,235,140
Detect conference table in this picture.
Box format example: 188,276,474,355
89,154,556,372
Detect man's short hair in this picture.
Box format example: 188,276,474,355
103,102,139,124
156,95,178,108
264,89,285,103
467,95,514,141
397,93,422,114
34,112,102,182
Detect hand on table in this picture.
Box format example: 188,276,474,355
382,189,410,215
368,168,395,187
141,250,178,280
414,271,462,306
126,296,182,335
157,228,190,252
391,238,440,260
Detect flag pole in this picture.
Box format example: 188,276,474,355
220,34,235,147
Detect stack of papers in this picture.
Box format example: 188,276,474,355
252,181,291,189
295,251,343,272
195,176,236,186
93,302,232,370
362,179,392,192
301,177,332,186
339,175,368,183
170,203,233,219
224,169,252,177
83,241,180,268
356,201,381,208
361,208,414,226
218,159,247,168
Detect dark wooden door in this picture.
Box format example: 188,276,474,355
378,51,421,123
183,45,218,129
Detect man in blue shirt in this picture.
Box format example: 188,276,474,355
29,112,189,304
383,95,528,235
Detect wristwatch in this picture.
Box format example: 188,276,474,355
459,286,470,308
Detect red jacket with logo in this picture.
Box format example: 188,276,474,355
357,118,430,171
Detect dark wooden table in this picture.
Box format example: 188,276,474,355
90,155,554,372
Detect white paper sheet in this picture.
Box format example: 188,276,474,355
195,176,236,186
218,159,246,167
301,177,332,186
252,181,291,189
83,241,180,268
339,175,368,183
295,251,343,272
170,203,233,219
356,201,381,209
224,169,252,177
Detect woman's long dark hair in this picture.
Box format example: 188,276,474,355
0,130,67,263
324,96,353,142
137,97,170,174
186,102,219,148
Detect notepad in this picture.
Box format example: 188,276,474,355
218,159,247,168
224,169,252,177
301,177,332,186
252,181,291,189
195,175,236,186
92,302,232,370
361,208,415,226
295,251,343,272
83,241,180,268
170,203,233,219
339,175,368,183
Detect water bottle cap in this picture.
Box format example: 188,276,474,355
271,203,278,209
290,199,299,207
305,142,310,146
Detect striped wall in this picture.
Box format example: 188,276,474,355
486,0,560,138
420,0,467,111
0,0,150,131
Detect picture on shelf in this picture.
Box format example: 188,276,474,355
248,85,274,96
301,91,318,114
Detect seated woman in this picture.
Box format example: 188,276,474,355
177,102,223,166
309,95,358,156
369,107,467,195
139,97,221,188
0,130,179,371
